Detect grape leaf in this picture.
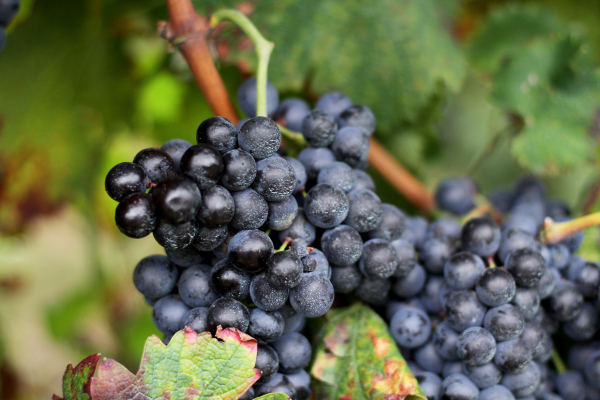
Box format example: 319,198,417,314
468,6,600,175
311,303,426,400
203,0,466,134
52,353,100,400
253,395,291,400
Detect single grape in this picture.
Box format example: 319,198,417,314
317,161,355,193
153,219,196,250
420,235,454,274
549,244,570,270
358,239,398,279
191,223,228,251
301,109,338,147
562,302,598,341
161,139,192,172
479,385,516,400
432,321,460,361
502,213,538,236
283,313,306,334
237,77,279,118
320,225,363,266
547,280,584,321
330,264,362,293
315,91,353,117
389,307,431,349
343,189,383,233
220,149,257,191
248,308,284,343
274,98,311,132
197,185,234,228
443,290,486,332
133,148,174,184
133,255,178,299
494,338,532,373
206,298,250,333
105,162,148,202
463,362,502,389
250,272,290,311
196,116,237,154
304,184,349,229
461,217,501,257
228,229,273,273
181,307,209,333
297,146,336,180
484,304,524,342
389,239,417,278
180,144,223,189
338,105,376,136
505,248,546,287
115,192,157,238
501,361,541,397
209,258,252,301
414,371,442,400
442,362,464,379
331,126,369,168
535,266,557,300
366,204,405,243
585,350,600,389
427,216,462,242
434,177,476,215
283,156,307,194
266,251,304,289
284,369,311,400
570,261,600,298
179,265,220,308
355,276,391,306
440,373,479,400
238,116,281,160
555,370,585,400
510,288,540,320
476,268,516,307
230,188,268,230
393,263,426,298
303,248,330,277
255,343,280,383
153,176,201,224
289,272,334,317
153,295,190,335
278,211,316,245
444,252,486,290
255,373,297,399
271,332,311,373
414,341,445,375
498,229,535,264
266,195,298,231
252,155,296,202
457,327,497,366
165,245,204,267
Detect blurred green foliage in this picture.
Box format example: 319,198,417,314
1,0,600,398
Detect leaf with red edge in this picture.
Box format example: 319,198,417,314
52,353,100,400
311,303,426,400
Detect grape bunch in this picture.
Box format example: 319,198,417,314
0,0,20,52
104,79,382,399
381,177,600,400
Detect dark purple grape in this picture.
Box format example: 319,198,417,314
284,369,311,400
289,272,334,317
457,327,497,366
428,216,462,242
547,280,584,321
237,77,279,118
153,219,196,250
301,109,338,147
444,290,486,332
343,189,382,233
353,169,375,191
511,288,540,320
331,126,369,168
569,261,600,298
317,161,355,193
248,309,284,343
228,229,273,273
238,116,281,160
256,373,296,399
321,224,363,266
165,245,204,267
358,239,398,278
283,156,307,194
180,144,223,189
266,251,303,289
315,91,353,118
266,195,298,231
133,255,178,299
181,307,209,333
389,306,431,349
209,258,252,301
179,265,219,308
304,184,349,229
153,176,201,224
461,217,501,257
330,264,362,293
463,362,502,389
191,223,228,251
585,350,600,390
250,272,290,311
252,155,296,201
197,185,234,228
274,98,310,132
161,139,192,173
338,105,376,136
390,239,417,278
414,340,445,374
494,338,532,373
133,148,174,184
297,146,336,180
278,211,316,245
305,248,330,277
367,204,406,242
432,321,460,361
484,304,524,342
206,297,250,333
562,302,598,341
505,248,546,287
196,116,237,154
355,276,390,305
271,332,311,373
414,372,442,400
220,149,257,192
444,252,486,290
501,361,541,397
441,373,479,400
230,188,268,230
479,385,516,400
115,192,157,238
153,294,190,334
476,268,516,307
498,228,535,263
393,263,426,298
434,177,477,215
555,370,585,400
255,343,280,384
535,266,557,300
105,162,148,202
420,235,454,274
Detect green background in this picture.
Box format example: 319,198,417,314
1,0,600,398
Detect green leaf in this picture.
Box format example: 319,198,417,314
252,394,291,400
52,353,100,400
311,303,426,400
89,327,260,400
208,0,466,133
468,5,600,175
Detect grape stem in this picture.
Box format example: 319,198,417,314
541,212,600,245
551,349,567,375
210,10,274,118
160,0,238,122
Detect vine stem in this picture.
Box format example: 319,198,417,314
551,349,567,375
541,212,600,245
161,0,238,123
210,9,274,118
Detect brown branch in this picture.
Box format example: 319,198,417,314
368,138,435,214
161,0,238,123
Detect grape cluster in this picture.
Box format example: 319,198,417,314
105,81,382,399
380,177,600,400
0,0,19,52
